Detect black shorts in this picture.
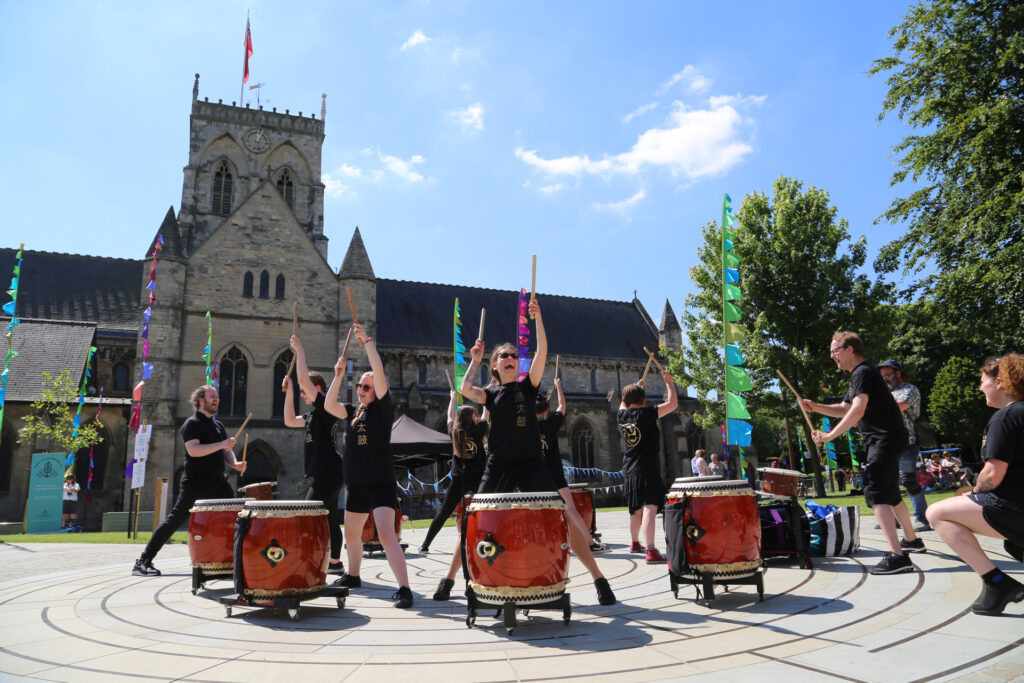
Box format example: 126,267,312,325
624,473,666,514
969,492,1024,545
544,457,569,490
478,457,557,493
62,500,77,514
345,482,398,513
861,441,903,507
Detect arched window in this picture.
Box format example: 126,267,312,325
272,350,300,418
219,346,248,416
570,419,596,469
0,421,13,492
112,363,129,393
276,169,295,209
418,362,427,386
243,271,254,297
275,274,285,299
259,270,270,299
212,161,233,217
590,369,598,392
238,442,280,487
74,422,110,492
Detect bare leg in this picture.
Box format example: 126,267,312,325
445,537,463,581
640,504,659,548
927,496,1004,575
893,500,917,542
874,504,902,554
629,509,642,544
559,488,605,579
344,510,368,576
373,506,410,587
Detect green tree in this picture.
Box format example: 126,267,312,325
870,0,1024,351
928,356,990,459
19,370,104,460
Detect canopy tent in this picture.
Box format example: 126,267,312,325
390,414,452,468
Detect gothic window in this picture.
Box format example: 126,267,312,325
275,274,285,299
74,422,110,492
219,346,248,417
276,169,295,209
273,350,299,418
590,369,598,392
0,421,13,492
238,443,279,487
570,419,596,469
418,362,427,386
259,270,270,299
212,161,233,217
243,271,254,297
112,363,129,393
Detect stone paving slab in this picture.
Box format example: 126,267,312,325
0,511,1021,682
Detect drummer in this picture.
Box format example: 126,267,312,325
324,323,413,609
460,296,616,606
282,334,345,575
618,371,678,563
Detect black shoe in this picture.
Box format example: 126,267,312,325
393,585,414,608
327,561,345,575
418,545,430,553
132,558,161,577
332,573,361,588
433,578,455,601
870,552,915,575
971,576,1024,616
594,577,616,606
900,538,927,554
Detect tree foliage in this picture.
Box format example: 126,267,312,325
870,0,1024,350
19,370,104,456
928,356,990,458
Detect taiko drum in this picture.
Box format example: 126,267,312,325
665,478,760,578
237,481,277,500
465,492,569,605
568,483,596,533
758,467,804,497
189,498,253,574
360,502,403,544
452,493,475,525
233,500,329,599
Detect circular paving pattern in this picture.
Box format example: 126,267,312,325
1,513,1022,682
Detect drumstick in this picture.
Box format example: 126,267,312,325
241,434,249,463
346,287,363,346
478,308,486,341
530,255,537,319
232,412,253,441
292,302,298,336
555,354,560,379
643,347,666,374
640,356,653,383
340,326,354,361
445,368,454,390
282,354,296,393
776,370,815,433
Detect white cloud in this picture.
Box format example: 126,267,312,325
378,151,425,182
401,30,432,50
336,164,362,177
447,103,484,132
323,174,352,198
539,183,564,195
622,102,658,124
657,65,712,95
594,189,646,212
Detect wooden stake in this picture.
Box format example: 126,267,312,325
232,412,253,441
478,308,486,341
641,356,653,383
530,255,537,319
346,287,363,346
241,434,249,463
776,370,815,433
643,347,666,374
444,368,454,390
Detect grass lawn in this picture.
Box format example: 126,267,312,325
793,489,958,518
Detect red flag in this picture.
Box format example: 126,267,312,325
243,18,254,84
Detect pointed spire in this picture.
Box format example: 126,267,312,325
339,227,375,280
146,207,184,258
659,299,682,351
659,299,681,333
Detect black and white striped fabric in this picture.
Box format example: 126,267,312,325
809,506,860,557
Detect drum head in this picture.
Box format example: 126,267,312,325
191,497,253,511
668,478,754,496
568,483,589,490
239,481,277,491
758,467,804,477
468,491,565,511
242,500,325,512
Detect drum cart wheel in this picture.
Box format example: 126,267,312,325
218,585,349,620
288,608,300,621
466,590,571,633
224,605,232,618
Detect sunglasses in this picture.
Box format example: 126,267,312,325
356,383,374,391
498,351,519,360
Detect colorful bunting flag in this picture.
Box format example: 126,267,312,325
66,345,98,466
453,298,467,407
516,288,531,381
127,236,161,438
205,311,214,385
0,244,24,446
722,195,753,475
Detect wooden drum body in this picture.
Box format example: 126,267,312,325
665,479,761,579
568,483,596,533
453,493,475,525
234,500,329,600
360,502,403,544
238,481,277,500
758,468,803,497
189,498,253,574
465,492,569,605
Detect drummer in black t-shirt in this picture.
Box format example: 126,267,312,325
324,323,413,609
926,353,1024,616
132,385,246,577
460,296,616,605
803,331,922,576
283,334,345,574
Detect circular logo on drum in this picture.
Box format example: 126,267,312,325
259,538,288,568
620,423,641,448
475,532,506,566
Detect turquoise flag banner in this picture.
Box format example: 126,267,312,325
722,194,753,475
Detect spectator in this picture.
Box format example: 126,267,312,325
917,464,936,491
835,467,846,492
709,453,726,477
62,472,80,529
960,467,977,488
692,449,711,476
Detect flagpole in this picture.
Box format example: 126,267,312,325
241,11,248,104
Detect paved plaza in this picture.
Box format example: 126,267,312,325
0,511,1022,683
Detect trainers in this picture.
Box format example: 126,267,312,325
972,576,1024,616
645,548,667,564
912,520,931,532
132,558,161,577
332,573,361,588
327,561,345,574
870,552,915,575
630,541,644,553
418,545,430,554
900,538,927,554
433,578,455,601
594,577,616,606
393,585,414,608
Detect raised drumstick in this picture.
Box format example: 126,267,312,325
340,327,354,361
231,412,253,442
292,302,298,336
640,356,653,383
555,354,560,380
445,368,454,390
478,308,486,341
643,347,666,375
530,255,537,319
241,434,249,463
776,369,815,433
346,287,363,346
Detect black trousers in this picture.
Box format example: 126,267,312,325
141,475,233,562
421,473,480,549
308,473,344,559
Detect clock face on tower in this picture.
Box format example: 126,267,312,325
243,127,271,154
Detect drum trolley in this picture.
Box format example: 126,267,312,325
668,564,766,607
217,584,349,621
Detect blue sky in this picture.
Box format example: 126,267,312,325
0,1,916,316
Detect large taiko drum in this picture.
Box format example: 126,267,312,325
665,478,761,579
758,468,804,497
360,501,403,544
238,481,277,500
233,500,329,600
189,498,254,574
452,493,475,525
465,492,570,605
568,483,596,534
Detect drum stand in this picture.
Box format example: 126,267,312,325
465,586,571,635
669,566,766,608
217,585,349,621
192,566,231,595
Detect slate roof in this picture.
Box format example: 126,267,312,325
376,279,658,359
0,248,142,332
3,320,96,402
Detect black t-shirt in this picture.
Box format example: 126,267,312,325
844,361,908,448
538,411,564,465
981,401,1024,509
342,392,395,486
484,379,542,463
180,411,228,481
304,393,343,479
447,420,487,478
618,406,660,477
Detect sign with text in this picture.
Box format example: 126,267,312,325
25,453,65,534
133,424,152,463
131,458,147,489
